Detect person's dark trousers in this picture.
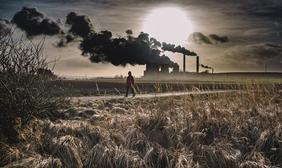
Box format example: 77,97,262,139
125,85,135,97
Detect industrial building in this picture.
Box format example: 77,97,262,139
143,55,200,77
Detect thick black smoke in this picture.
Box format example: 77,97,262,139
189,32,229,45
57,34,75,47
56,12,94,47
11,7,62,36
66,12,94,38
162,42,197,56
7,8,191,69
80,31,178,68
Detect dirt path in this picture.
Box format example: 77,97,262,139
70,89,239,102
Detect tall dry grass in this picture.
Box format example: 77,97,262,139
1,84,281,167
0,31,64,143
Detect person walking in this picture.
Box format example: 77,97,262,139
125,71,136,97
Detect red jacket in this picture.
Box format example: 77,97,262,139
127,76,134,86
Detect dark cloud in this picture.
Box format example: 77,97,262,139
189,32,211,44
248,6,282,18
80,31,178,68
56,34,75,47
189,32,229,45
11,7,63,36
239,0,282,19
209,34,229,43
66,12,95,38
56,12,94,47
162,42,197,56
0,19,11,35
225,43,282,66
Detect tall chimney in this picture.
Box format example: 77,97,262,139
196,56,199,73
183,54,186,72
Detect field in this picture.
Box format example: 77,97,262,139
1,82,282,167
53,72,282,96
1,20,282,168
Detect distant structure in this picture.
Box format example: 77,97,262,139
143,55,200,77
144,63,179,76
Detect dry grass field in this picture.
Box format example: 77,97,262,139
1,84,281,168
52,73,282,97
1,17,282,168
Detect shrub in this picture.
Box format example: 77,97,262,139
0,31,59,142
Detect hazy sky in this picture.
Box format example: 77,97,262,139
1,0,282,77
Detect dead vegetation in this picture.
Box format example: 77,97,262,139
1,85,282,168
0,31,63,143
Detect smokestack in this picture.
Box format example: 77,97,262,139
183,54,186,72
196,56,199,73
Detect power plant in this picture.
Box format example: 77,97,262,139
144,54,200,77
143,63,178,76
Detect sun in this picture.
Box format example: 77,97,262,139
142,6,193,45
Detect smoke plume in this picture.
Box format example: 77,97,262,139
162,42,197,56
189,32,229,45
6,8,197,69
56,12,95,47
11,7,63,36
209,34,228,43
57,34,76,47
66,12,94,38
80,31,178,68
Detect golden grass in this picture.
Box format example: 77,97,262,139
1,84,281,167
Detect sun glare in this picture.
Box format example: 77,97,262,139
142,6,193,45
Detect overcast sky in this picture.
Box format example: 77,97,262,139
1,0,282,77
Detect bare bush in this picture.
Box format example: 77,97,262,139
0,31,60,142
